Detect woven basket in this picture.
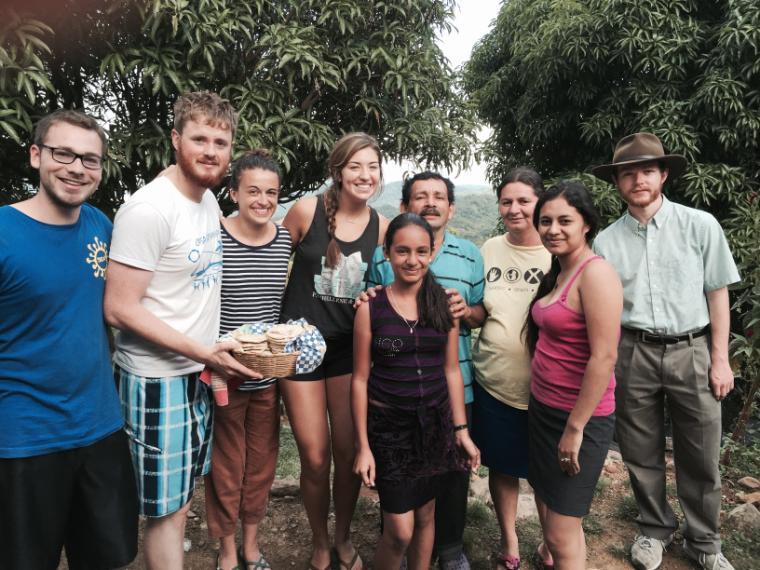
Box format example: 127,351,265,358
233,349,299,377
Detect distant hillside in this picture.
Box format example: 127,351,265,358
369,180,491,210
274,181,499,246
377,191,499,247
275,181,490,214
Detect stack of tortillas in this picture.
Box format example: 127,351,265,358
265,323,306,353
233,332,268,354
230,322,318,377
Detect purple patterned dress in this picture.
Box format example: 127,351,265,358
367,289,464,514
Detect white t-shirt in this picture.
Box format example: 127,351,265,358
110,177,222,377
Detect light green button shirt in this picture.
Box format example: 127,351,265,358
593,197,740,335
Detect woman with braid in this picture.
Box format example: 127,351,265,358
281,132,389,570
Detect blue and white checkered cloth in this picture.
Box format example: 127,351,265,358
223,318,326,374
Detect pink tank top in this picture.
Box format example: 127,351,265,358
530,256,615,416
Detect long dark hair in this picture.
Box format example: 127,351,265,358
524,180,601,355
384,213,453,333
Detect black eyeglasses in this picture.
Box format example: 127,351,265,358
38,144,103,170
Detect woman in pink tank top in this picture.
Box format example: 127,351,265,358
524,181,622,569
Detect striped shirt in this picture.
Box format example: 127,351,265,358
220,222,292,390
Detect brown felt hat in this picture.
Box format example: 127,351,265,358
591,132,687,183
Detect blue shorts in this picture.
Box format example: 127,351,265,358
117,365,214,518
471,381,529,479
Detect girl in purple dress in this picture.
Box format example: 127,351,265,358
351,213,480,570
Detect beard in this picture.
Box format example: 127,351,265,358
627,185,662,208
175,143,228,189
40,175,96,211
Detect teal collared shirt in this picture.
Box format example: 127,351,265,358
367,231,485,404
593,197,740,335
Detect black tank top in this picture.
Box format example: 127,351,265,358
281,196,380,339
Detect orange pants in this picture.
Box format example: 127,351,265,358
204,385,280,538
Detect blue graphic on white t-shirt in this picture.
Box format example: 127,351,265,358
189,229,222,289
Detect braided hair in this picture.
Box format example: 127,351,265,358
323,132,382,268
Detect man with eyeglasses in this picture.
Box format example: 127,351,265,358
0,109,138,569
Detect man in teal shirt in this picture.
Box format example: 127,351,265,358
592,133,740,570
367,171,485,570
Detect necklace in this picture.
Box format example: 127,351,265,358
387,285,418,334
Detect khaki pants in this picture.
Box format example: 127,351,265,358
204,385,280,538
615,330,721,554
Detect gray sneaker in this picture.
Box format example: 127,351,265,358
683,543,735,570
630,534,673,570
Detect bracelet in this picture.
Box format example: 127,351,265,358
453,424,468,432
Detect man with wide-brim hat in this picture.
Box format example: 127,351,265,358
592,133,739,570
590,132,687,183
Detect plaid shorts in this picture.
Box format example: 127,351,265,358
117,366,214,518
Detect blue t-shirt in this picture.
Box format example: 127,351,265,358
367,231,485,404
0,204,123,458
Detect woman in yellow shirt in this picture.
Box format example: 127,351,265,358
470,167,553,569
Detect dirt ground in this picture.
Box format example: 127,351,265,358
55,417,758,570
69,457,754,569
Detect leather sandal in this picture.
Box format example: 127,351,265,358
238,547,271,570
535,543,554,569
335,547,362,570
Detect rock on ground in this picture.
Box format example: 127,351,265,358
270,476,300,497
726,503,760,531
739,491,760,505
738,476,760,490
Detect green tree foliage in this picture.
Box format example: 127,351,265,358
464,0,760,386
0,0,477,214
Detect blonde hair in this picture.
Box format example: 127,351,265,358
173,91,238,136
323,132,382,267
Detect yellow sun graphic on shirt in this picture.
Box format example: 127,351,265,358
85,236,109,279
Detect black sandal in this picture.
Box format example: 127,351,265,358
238,547,272,570
336,548,361,570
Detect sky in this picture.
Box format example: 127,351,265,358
383,0,503,186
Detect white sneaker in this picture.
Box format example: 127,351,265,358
630,534,673,570
683,543,735,570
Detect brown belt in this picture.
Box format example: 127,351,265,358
622,326,708,345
